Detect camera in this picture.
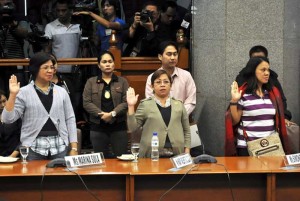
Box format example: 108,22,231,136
0,2,16,26
139,10,153,23
0,2,15,15
71,0,98,37
27,24,49,53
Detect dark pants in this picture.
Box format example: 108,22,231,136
27,147,68,160
90,130,128,158
237,148,250,156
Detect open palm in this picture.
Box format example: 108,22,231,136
126,87,139,106
231,81,241,102
9,75,20,95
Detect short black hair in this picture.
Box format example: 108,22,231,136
29,52,53,81
160,0,177,13
101,0,121,17
142,1,160,10
249,45,268,58
158,41,178,55
55,0,73,9
151,69,172,85
97,50,115,64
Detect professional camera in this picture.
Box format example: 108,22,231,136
139,10,153,23
71,0,98,37
73,0,97,12
0,2,15,14
27,24,49,53
0,2,16,26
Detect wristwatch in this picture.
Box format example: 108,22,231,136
111,111,116,117
71,148,78,152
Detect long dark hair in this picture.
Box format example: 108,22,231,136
241,57,273,94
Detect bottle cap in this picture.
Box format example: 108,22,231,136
153,132,158,136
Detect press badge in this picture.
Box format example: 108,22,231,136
105,29,112,36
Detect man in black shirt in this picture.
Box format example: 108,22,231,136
123,0,179,57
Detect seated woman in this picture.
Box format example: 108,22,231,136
225,57,290,156
0,91,21,157
83,51,129,158
126,69,191,158
1,52,78,160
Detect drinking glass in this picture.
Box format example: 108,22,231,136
19,146,29,164
131,143,140,163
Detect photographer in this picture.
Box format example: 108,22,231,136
23,6,45,58
0,0,28,94
123,1,178,57
73,0,125,54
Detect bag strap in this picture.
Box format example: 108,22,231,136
269,89,280,133
241,122,249,142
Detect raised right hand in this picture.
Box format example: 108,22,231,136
230,81,242,102
9,75,20,95
126,87,139,106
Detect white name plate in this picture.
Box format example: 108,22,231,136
170,153,193,169
285,153,300,166
65,153,105,168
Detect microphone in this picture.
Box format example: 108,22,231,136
193,154,217,164
180,12,191,30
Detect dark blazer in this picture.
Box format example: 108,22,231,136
83,74,129,124
127,97,191,158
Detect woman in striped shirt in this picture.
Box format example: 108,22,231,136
227,57,289,156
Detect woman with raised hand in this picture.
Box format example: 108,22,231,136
225,57,290,156
83,51,129,158
1,52,78,160
127,69,191,158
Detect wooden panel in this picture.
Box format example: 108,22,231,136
134,174,267,201
0,175,126,201
123,75,149,101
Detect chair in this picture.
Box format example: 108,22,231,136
77,128,82,155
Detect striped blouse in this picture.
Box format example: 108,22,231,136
237,91,276,148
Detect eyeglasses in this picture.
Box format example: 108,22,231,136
40,65,56,71
154,80,171,85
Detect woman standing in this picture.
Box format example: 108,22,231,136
1,52,78,160
127,69,191,158
83,51,129,157
225,57,290,156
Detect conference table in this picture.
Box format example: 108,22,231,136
0,157,299,201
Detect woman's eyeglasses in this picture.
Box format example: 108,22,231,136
154,80,170,85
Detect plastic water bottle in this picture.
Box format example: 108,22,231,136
151,132,159,161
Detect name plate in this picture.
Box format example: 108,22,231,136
285,153,300,166
170,153,193,169
65,153,105,168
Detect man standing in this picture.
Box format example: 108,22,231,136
44,0,82,121
145,41,196,116
44,0,81,74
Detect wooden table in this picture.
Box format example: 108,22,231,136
0,157,299,201
0,160,132,201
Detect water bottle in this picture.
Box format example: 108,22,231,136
151,132,159,161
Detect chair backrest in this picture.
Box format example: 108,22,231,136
77,129,82,155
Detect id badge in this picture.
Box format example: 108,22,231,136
105,29,112,36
